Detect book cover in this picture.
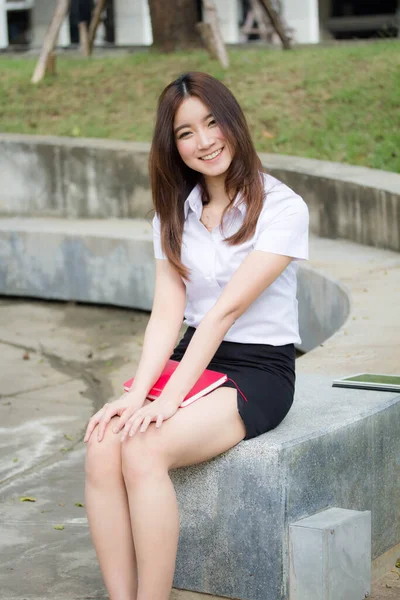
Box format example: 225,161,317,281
123,360,228,408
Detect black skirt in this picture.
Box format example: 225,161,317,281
170,326,296,440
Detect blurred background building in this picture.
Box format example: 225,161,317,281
0,0,399,50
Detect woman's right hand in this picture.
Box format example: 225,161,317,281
84,391,146,443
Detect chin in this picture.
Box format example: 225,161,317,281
198,160,232,177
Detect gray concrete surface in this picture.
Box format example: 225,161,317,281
289,508,371,600
0,133,399,251
0,218,350,353
0,236,399,600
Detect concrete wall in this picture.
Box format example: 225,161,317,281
1,133,399,252
261,153,400,252
0,135,152,219
296,265,350,353
0,217,350,352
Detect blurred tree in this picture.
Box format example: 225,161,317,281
147,0,201,51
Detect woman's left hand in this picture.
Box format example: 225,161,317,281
119,395,180,441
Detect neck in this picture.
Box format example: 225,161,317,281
204,174,230,209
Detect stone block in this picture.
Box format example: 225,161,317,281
289,507,371,600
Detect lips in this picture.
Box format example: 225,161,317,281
199,147,224,161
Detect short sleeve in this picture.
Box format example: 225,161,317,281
254,189,309,261
152,213,167,260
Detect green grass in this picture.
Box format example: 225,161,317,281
1,41,399,172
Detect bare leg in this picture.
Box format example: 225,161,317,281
122,458,179,600
85,416,138,600
121,387,246,600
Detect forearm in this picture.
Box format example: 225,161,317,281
127,315,183,400
161,308,235,405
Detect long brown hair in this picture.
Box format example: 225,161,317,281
149,72,265,279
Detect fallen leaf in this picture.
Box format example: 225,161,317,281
391,568,400,579
59,502,65,507
87,351,93,359
64,434,73,442
20,496,36,502
75,502,84,507
262,129,275,139
13,458,18,463
23,352,30,360
53,524,64,530
396,558,400,568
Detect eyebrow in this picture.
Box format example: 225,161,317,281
174,113,213,135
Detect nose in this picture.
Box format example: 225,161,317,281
197,129,214,151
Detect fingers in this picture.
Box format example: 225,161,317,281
120,412,144,442
112,403,134,434
96,403,116,442
120,408,164,442
83,405,107,443
84,402,117,443
140,415,153,433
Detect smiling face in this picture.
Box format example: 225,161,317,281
173,96,233,182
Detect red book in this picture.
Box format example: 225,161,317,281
123,359,228,408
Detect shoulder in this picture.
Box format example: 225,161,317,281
258,172,309,225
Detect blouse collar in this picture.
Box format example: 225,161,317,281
183,184,246,220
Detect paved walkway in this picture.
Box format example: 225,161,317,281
0,235,399,599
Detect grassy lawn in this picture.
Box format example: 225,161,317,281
0,41,399,172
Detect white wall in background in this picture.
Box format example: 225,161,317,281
114,0,152,46
283,0,320,43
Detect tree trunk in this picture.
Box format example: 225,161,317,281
258,0,292,49
198,0,229,68
31,0,70,84
147,0,201,52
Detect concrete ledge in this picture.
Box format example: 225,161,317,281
0,217,350,353
0,216,399,600
0,133,399,251
0,133,399,599
170,378,399,600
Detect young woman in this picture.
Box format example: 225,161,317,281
84,72,309,600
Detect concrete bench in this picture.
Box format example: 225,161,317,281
0,216,399,599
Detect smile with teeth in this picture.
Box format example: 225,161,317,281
199,147,223,161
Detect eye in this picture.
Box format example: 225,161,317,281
208,119,217,127
178,130,191,139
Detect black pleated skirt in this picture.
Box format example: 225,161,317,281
170,326,296,440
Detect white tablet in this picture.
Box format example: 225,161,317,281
332,373,400,393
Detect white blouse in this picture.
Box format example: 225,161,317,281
152,173,309,346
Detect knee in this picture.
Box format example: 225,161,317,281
121,429,168,486
85,418,122,485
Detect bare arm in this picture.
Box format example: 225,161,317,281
161,250,291,404
127,258,186,400
120,250,292,438
86,258,186,442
